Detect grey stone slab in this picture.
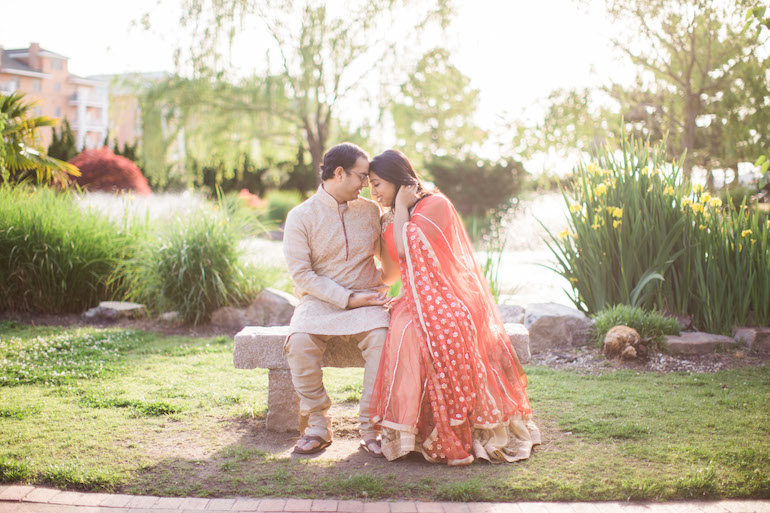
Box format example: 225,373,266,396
524,303,593,353
665,332,738,355
0,485,35,501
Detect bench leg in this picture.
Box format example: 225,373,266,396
266,369,301,433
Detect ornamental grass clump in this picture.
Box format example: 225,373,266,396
544,131,770,335
591,305,680,349
118,204,259,325
0,186,136,314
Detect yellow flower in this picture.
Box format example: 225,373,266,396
709,198,722,208
558,230,570,240
664,186,674,196
694,184,704,193
742,229,753,237
681,198,693,208
569,204,582,214
591,218,604,230
613,220,622,228
699,224,706,230
569,277,578,284
752,238,757,244
692,203,704,214
595,184,608,195
586,163,600,175
701,192,712,204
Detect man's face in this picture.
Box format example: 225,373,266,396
339,156,370,202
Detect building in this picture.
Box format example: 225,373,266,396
0,42,108,149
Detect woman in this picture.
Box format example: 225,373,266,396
369,150,540,465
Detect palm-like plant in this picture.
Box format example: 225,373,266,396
1,91,80,184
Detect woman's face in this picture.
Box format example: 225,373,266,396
368,172,398,208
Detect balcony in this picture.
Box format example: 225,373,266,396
70,117,108,133
69,91,108,107
0,82,17,95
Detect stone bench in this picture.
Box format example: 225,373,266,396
233,323,531,432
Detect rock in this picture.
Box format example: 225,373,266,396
498,304,525,324
83,301,146,321
621,345,637,360
733,327,770,353
603,325,641,359
250,288,299,326
504,323,531,364
664,332,738,355
159,311,181,324
211,288,299,329
524,303,593,353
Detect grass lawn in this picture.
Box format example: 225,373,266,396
0,320,768,502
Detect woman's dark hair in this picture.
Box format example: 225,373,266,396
320,142,369,180
369,149,428,207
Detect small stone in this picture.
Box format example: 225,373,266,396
621,345,637,360
82,301,146,321
159,311,180,323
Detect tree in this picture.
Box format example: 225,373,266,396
160,0,453,180
391,48,484,165
47,118,78,162
1,92,79,185
593,0,769,179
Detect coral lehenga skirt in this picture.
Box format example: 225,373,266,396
370,193,540,465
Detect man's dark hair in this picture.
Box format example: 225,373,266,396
320,142,369,180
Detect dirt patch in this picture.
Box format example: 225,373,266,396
530,345,770,374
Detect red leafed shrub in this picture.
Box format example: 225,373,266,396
69,147,152,195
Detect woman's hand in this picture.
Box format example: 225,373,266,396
395,184,420,212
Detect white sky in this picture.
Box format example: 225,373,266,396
1,0,636,172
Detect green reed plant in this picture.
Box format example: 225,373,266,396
0,186,136,313
544,131,770,335
542,133,689,313
117,202,260,325
261,189,304,225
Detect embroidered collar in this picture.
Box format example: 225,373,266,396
317,183,351,210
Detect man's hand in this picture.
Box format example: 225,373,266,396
347,291,389,309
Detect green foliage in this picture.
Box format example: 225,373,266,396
117,203,259,325
0,186,138,314
261,189,304,226
545,131,770,334
591,305,680,348
392,48,484,165
426,155,525,218
47,118,78,162
1,92,79,185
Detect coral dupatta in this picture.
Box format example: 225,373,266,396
371,193,535,464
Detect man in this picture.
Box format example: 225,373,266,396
283,142,392,456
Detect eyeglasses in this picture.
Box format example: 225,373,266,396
347,169,369,185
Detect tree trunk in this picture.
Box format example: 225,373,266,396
308,136,324,187
682,93,699,180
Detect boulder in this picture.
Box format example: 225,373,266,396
733,327,770,353
602,325,648,360
664,332,738,355
524,303,593,353
83,301,146,321
498,304,525,324
211,288,299,329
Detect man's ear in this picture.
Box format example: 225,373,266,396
335,166,345,180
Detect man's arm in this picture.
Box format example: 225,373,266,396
283,210,352,310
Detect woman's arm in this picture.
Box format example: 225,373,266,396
394,185,420,259
375,235,400,285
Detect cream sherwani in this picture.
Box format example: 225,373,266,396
283,185,390,441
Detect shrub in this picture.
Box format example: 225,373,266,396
591,305,680,348
69,147,152,195
261,189,304,226
425,155,525,220
0,186,136,314
117,204,259,325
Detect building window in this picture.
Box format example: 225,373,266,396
55,107,61,117
50,59,63,71
33,80,41,92
54,83,61,93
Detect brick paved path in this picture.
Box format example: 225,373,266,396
1,485,769,513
